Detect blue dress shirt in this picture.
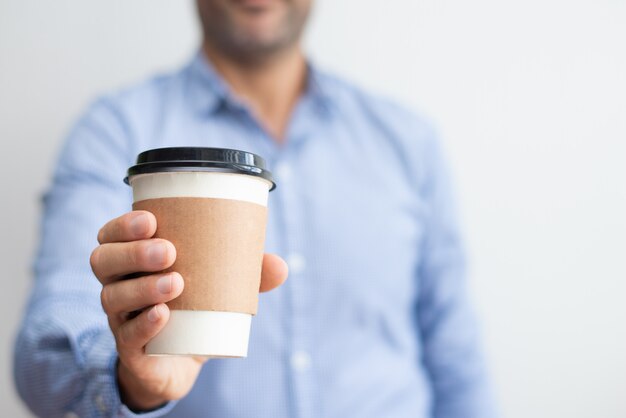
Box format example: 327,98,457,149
14,51,496,418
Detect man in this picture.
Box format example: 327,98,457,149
14,0,496,417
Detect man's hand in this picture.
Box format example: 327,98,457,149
90,210,288,411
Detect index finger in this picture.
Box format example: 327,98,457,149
98,211,157,244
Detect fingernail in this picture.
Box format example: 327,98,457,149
130,213,149,236
147,306,160,322
147,243,168,265
156,275,172,294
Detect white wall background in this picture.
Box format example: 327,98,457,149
1,1,624,417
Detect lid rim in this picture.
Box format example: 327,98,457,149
124,147,276,191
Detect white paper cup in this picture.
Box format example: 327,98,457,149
125,148,275,358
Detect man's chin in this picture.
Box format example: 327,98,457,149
201,0,303,62
230,13,289,48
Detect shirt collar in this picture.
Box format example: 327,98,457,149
186,50,335,116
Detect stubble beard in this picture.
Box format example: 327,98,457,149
200,3,310,66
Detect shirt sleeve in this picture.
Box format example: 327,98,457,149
416,131,498,418
13,98,177,417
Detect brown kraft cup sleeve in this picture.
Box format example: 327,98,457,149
133,197,268,315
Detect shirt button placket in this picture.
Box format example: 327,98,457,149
275,158,315,418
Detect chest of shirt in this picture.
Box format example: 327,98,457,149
143,109,428,322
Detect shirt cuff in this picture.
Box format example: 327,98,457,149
112,353,178,418
68,330,178,418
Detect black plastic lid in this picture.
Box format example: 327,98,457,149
124,147,275,190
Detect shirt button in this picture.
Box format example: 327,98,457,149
95,394,107,412
290,350,312,372
275,163,292,182
287,253,307,274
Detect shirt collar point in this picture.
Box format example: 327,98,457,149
188,51,338,117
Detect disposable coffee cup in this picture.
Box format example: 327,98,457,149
124,147,275,358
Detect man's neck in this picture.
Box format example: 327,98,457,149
202,42,307,143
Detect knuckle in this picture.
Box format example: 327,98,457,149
134,276,152,303
100,286,112,313
97,226,106,244
89,247,101,275
106,316,117,334
121,214,134,236
149,276,165,301
136,244,150,267
128,241,144,268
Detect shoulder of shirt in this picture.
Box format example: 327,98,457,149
64,65,189,167
315,67,440,145
89,65,186,114
71,64,191,151
317,70,436,140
